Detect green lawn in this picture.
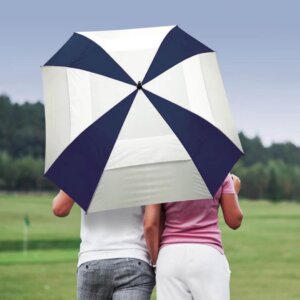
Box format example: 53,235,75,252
0,193,299,299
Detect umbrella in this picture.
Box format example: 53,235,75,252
42,25,243,212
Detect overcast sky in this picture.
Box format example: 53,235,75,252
1,0,299,146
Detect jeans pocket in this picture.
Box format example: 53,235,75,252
137,260,156,285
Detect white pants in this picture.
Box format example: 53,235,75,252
156,244,231,300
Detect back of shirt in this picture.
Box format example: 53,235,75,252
78,206,149,267
161,174,235,254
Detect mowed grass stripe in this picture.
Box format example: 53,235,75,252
0,239,80,251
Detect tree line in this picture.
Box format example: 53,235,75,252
233,133,300,201
0,94,300,201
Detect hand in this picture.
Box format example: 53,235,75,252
52,190,75,217
231,174,241,194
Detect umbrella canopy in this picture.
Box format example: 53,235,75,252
42,25,243,212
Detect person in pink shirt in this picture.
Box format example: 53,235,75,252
144,174,243,300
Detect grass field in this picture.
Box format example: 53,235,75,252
0,193,300,299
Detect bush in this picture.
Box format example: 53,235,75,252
0,151,56,191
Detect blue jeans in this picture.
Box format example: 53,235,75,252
77,258,155,300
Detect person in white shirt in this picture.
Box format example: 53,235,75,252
52,190,155,300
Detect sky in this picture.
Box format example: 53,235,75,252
0,0,299,146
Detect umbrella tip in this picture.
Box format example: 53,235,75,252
136,81,143,90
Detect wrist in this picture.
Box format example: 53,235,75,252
150,260,157,268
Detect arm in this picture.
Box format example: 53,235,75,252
52,190,75,217
220,175,243,230
143,204,162,265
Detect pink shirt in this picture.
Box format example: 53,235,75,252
160,174,235,254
